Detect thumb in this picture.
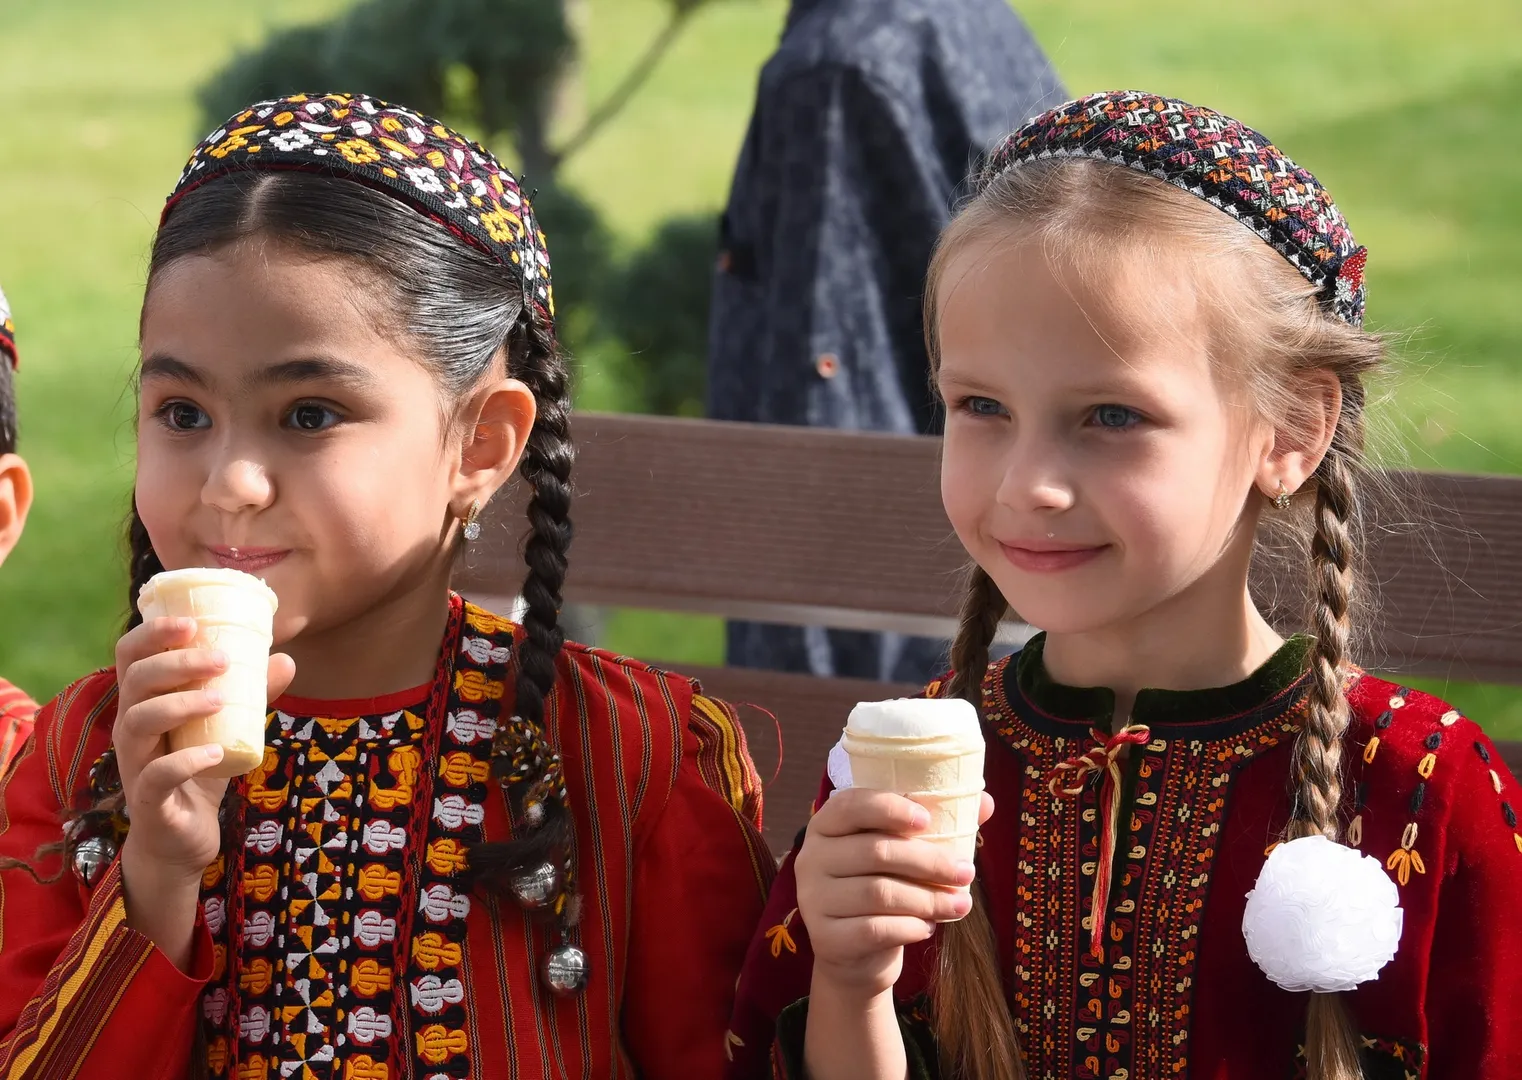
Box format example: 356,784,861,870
267,653,296,701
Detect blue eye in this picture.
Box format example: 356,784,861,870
286,403,342,432
962,396,1007,418
159,401,210,431
1090,404,1141,430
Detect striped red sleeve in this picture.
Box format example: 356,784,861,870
624,692,777,1077
0,678,37,777
0,675,214,1080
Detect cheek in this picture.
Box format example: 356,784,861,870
1101,428,1250,560
298,430,451,550
940,425,998,541
133,434,200,545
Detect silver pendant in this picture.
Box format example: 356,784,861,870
72,836,115,888
540,942,589,996
509,861,564,911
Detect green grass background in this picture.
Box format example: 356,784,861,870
3,0,1520,731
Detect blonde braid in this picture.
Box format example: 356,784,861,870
1289,443,1364,1080
933,566,1025,1080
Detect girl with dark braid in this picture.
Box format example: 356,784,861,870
727,91,1522,1080
0,93,772,1080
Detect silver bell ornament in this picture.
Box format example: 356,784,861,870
72,836,116,888
540,942,590,996
509,861,564,911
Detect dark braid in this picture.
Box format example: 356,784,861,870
465,311,580,910
933,566,1024,1080
125,501,164,632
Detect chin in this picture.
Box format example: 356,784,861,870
987,579,1128,638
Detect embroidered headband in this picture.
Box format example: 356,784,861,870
0,284,16,368
988,90,1368,327
163,91,555,326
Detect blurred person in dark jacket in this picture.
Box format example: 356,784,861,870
708,0,1063,682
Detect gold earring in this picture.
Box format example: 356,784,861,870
1272,482,1292,511
462,500,482,542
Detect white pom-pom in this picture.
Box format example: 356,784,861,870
826,736,853,795
1242,835,1403,993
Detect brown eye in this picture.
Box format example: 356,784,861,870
287,403,340,432
163,402,209,431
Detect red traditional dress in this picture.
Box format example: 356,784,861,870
0,678,36,776
726,635,1522,1079
0,597,775,1079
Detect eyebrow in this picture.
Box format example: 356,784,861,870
139,354,378,392
250,356,378,391
140,354,210,388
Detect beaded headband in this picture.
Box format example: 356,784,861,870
989,90,1368,327
0,284,16,368
163,91,555,326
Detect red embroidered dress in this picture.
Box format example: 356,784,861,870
0,598,775,1079
725,635,1522,1080
0,678,35,776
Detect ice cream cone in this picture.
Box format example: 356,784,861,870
842,698,985,864
138,568,278,778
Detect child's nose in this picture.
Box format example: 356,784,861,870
995,443,1075,514
202,454,274,514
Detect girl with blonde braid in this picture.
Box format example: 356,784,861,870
726,91,1522,1080
0,92,773,1079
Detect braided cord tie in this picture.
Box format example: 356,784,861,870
1047,723,1152,958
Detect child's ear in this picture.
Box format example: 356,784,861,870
1255,372,1343,503
0,453,33,565
451,374,538,516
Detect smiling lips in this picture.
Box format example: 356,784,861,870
209,545,290,573
998,539,1108,573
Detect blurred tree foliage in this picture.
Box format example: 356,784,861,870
200,0,722,414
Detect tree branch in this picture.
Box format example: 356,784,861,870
550,7,693,171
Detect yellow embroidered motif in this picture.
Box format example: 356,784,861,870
1386,822,1426,886
357,865,403,901
351,959,394,996
1347,815,1363,847
765,908,800,958
1363,736,1380,764
345,1056,391,1080
202,854,226,889
412,932,463,971
206,1037,230,1074
440,751,492,787
243,865,279,902
425,838,470,876
241,957,274,995
724,1030,746,1062
454,669,505,703
415,1025,469,1064
1417,753,1437,779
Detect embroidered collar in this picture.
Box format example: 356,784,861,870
1001,632,1314,738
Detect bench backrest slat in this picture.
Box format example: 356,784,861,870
456,413,1522,849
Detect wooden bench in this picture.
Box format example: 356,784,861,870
458,412,1522,853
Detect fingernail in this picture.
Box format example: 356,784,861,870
203,745,224,764
910,806,931,830
205,688,223,706
951,891,973,916
954,860,977,885
176,617,197,632
210,650,229,668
